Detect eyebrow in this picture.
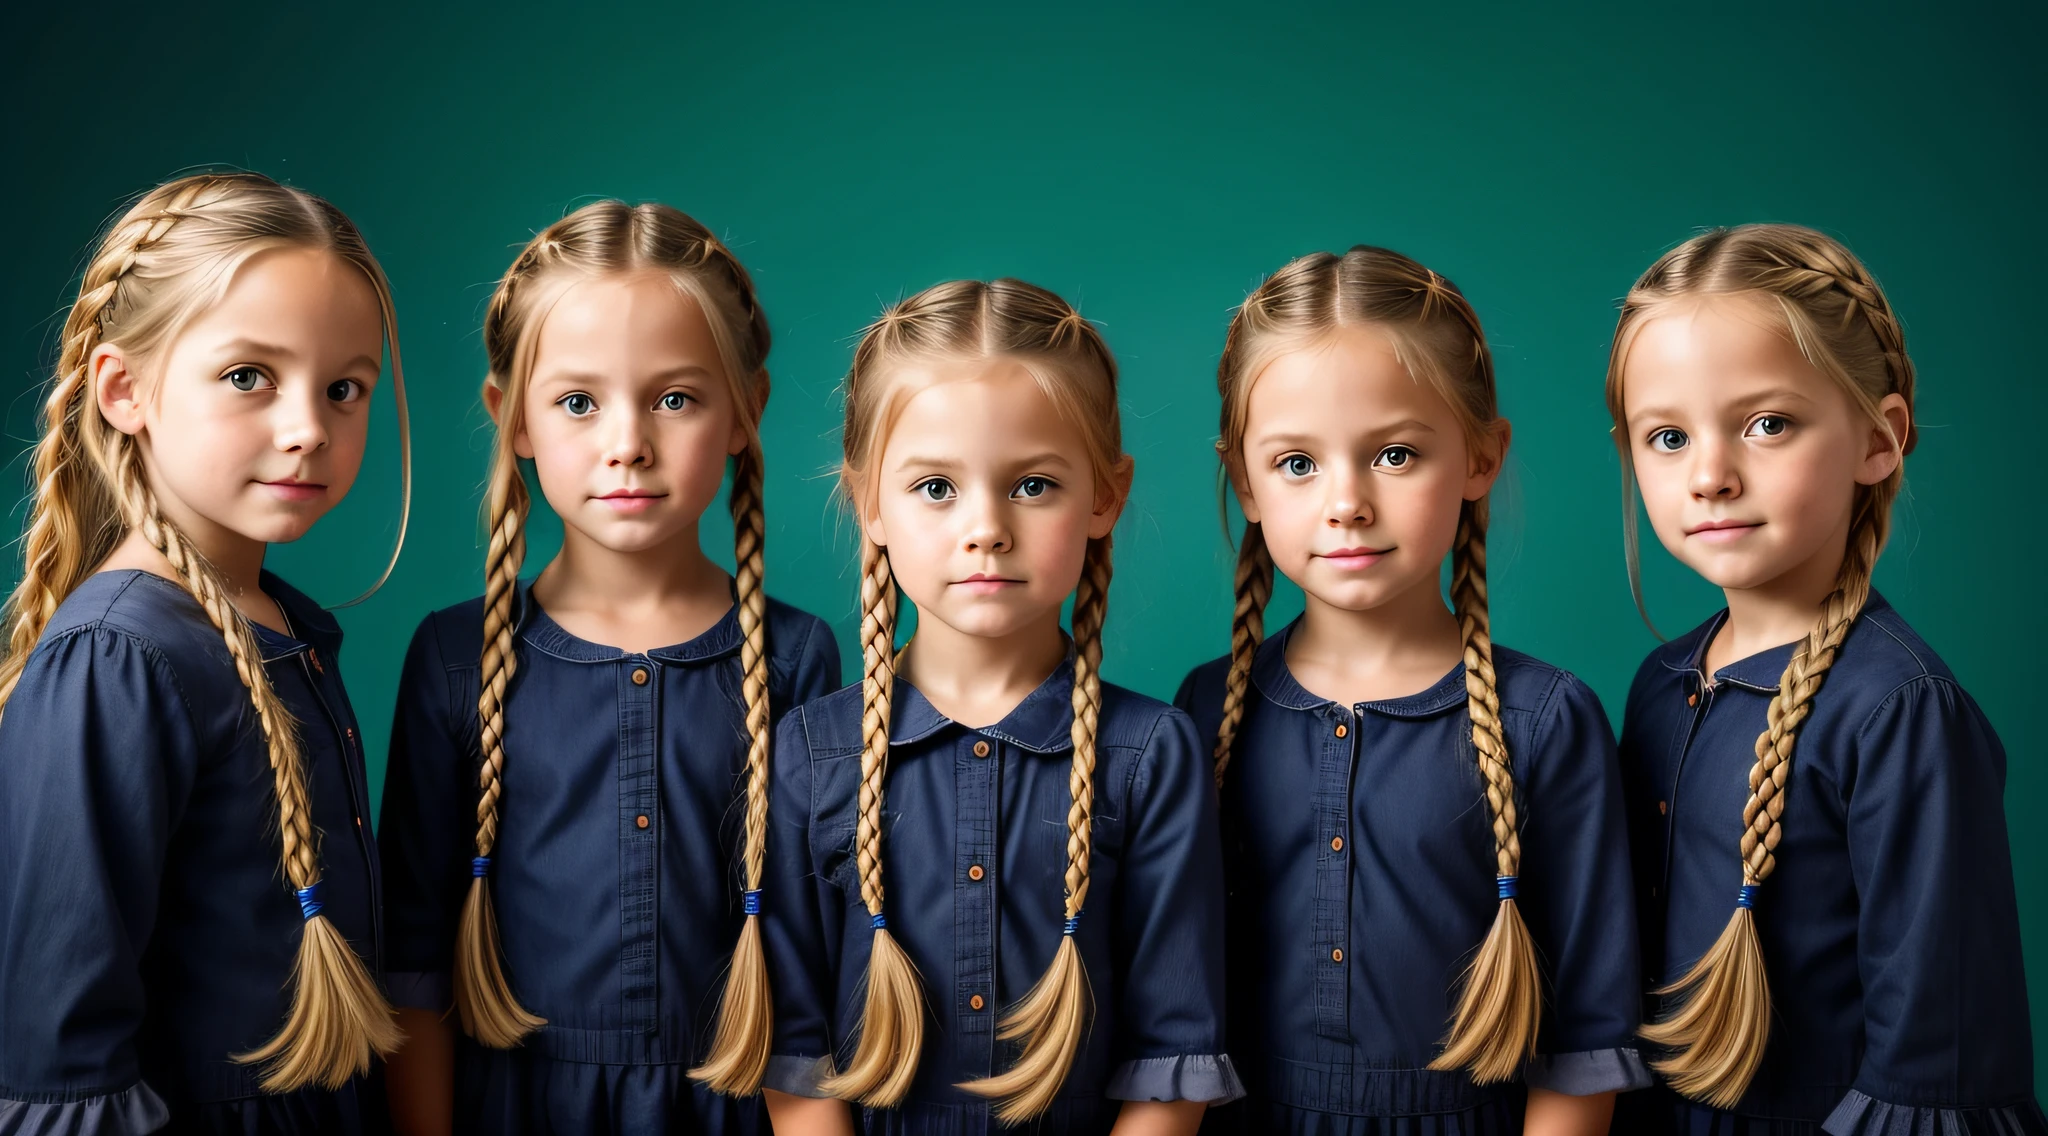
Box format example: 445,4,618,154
1252,420,1438,446
1625,386,1820,424
215,338,380,374
891,450,1075,473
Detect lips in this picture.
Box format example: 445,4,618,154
1685,519,1762,540
1317,546,1393,568
955,573,1023,594
257,478,325,502
594,489,666,513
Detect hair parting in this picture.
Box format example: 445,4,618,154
1609,224,1915,1105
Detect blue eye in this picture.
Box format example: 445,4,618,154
559,393,596,417
1278,455,1315,479
1649,428,1687,453
1013,476,1053,499
1374,446,1416,470
1746,415,1788,438
657,392,690,412
916,478,954,502
224,367,273,392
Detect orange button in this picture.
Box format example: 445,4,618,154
968,865,985,881
632,668,650,685
970,994,985,1010
1658,801,1668,815
972,740,990,757
1330,836,1344,852
635,815,650,829
1687,692,1697,706
1331,948,1345,962
1335,723,1348,738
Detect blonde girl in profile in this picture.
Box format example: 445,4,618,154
0,171,411,1133
757,279,1239,1135
377,200,838,1136
1607,223,2045,1135
1176,246,1649,1136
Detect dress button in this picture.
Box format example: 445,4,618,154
972,740,990,758
1658,800,1668,815
1330,836,1344,852
968,864,985,881
970,994,985,1011
1334,723,1347,738
1331,948,1344,963
1687,692,1697,706
635,815,650,829
632,667,650,685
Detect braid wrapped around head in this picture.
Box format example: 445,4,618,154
1217,247,1539,1081
0,171,411,1089
1614,225,1915,1105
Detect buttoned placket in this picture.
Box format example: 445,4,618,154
272,629,383,972
619,655,660,1033
955,731,999,1103
1314,705,1358,1041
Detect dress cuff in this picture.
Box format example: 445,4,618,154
1105,1054,1245,1104
761,1054,838,1099
385,969,452,1013
1524,1047,1655,1095
1823,1089,2048,1136
0,1083,172,1135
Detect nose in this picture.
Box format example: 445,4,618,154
961,488,1012,554
1324,461,1373,527
273,380,330,454
1687,436,1741,500
604,409,655,468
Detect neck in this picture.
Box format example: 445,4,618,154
123,459,270,599
899,605,1068,729
1286,567,1464,705
1715,518,1851,666
534,519,727,620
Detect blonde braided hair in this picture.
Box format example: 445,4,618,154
466,203,778,1086
1609,224,1915,1105
1213,247,1539,1082
0,171,412,1090
830,279,1128,1120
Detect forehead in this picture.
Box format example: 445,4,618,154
881,358,1085,458
1244,324,1459,437
173,246,382,356
533,272,721,370
1622,294,1825,409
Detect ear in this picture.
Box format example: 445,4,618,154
850,475,888,549
483,379,535,460
729,370,770,458
1463,417,1513,502
93,345,148,436
1857,393,1911,485
1087,455,1136,540
1221,442,1261,525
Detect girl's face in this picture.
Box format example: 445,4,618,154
1620,295,1904,593
97,247,384,547
513,273,748,555
1237,324,1501,615
861,359,1123,642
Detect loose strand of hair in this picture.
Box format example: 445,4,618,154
692,438,776,1094
958,536,1112,1122
817,536,925,1106
1429,499,1542,1083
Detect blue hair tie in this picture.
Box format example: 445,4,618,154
1495,875,1519,901
1062,911,1083,937
294,883,324,921
742,889,762,917
1736,884,1760,910
471,856,492,879
871,912,888,931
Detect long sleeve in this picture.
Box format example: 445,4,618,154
1515,673,1653,1095
1103,710,1242,1104
759,708,845,1097
1822,677,2046,1135
0,627,194,1132
377,615,474,1013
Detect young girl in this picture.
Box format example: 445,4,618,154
1608,224,2045,1133
378,201,839,1136
1176,247,1649,1135
0,172,411,1131
757,279,1238,1135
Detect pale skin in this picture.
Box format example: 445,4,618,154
764,360,1199,1136
1621,294,1909,674
1235,325,1612,1135
92,246,384,631
384,272,759,1136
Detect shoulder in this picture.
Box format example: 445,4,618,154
1490,645,1606,722
762,596,836,664
1097,681,1200,755
1835,596,1954,692
411,595,489,673
777,681,865,756
39,571,226,679
1174,653,1233,714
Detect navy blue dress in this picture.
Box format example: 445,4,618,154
0,570,387,1135
379,583,838,1136
1176,620,1652,1136
759,661,1243,1135
1615,594,2046,1136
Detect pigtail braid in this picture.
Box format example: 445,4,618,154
818,536,925,1106
453,438,546,1047
1428,498,1542,1083
1211,522,1273,785
959,536,1112,1122
691,438,776,1093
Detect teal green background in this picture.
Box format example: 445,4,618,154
6,1,2043,1095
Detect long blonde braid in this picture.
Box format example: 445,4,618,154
1619,225,1915,1106
1210,523,1273,784
0,172,411,1090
